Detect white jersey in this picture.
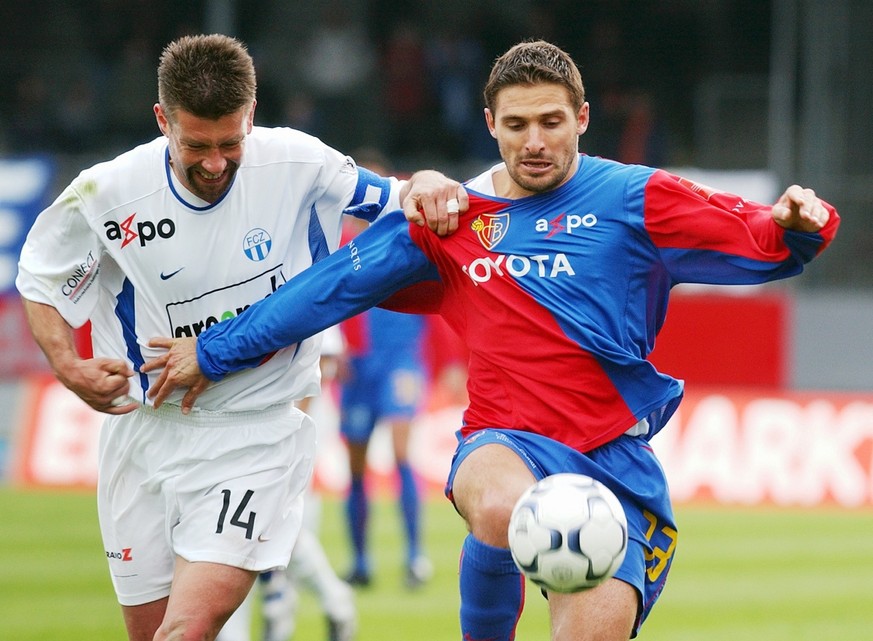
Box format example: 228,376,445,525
17,126,401,411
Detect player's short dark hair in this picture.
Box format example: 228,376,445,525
484,40,585,113
158,33,257,121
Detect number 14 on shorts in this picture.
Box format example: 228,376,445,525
216,488,257,540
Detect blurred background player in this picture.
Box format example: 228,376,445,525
339,150,432,589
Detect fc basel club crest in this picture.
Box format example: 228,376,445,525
471,212,510,250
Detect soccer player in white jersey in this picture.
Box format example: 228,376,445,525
15,34,464,641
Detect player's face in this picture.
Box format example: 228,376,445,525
486,84,588,199
155,102,255,203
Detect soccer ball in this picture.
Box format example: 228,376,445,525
508,473,628,593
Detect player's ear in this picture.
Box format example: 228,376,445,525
154,104,170,136
577,102,590,136
484,108,497,139
246,100,257,133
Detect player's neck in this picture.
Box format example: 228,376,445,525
492,167,526,200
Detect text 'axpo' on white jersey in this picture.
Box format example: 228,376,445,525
16,126,401,411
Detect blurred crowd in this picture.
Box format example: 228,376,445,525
0,0,771,172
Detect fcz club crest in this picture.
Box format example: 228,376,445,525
471,212,510,250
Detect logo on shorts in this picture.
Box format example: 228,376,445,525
106,547,134,561
464,431,486,445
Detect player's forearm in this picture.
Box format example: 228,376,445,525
21,298,81,375
197,213,432,378
196,257,393,378
648,171,840,284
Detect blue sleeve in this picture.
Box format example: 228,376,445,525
342,166,393,221
197,212,439,379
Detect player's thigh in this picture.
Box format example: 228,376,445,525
340,374,378,444
120,597,169,641
389,418,413,461
173,426,315,571
158,558,257,640
381,363,424,416
548,578,637,641
450,443,536,544
98,414,176,606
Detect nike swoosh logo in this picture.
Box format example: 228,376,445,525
257,534,271,542
160,267,184,280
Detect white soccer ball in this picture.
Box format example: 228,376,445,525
508,473,628,593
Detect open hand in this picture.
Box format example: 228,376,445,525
141,337,209,414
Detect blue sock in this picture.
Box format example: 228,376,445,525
346,476,369,573
459,534,525,641
397,461,421,562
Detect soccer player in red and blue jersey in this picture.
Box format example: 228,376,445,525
145,41,839,641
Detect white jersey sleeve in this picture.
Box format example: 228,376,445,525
16,183,104,329
16,127,404,411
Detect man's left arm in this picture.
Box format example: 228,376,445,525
143,213,440,412
644,170,839,285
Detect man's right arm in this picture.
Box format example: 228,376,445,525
21,298,137,414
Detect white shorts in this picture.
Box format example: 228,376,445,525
97,402,316,606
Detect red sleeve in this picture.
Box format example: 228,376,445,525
645,170,839,260
339,314,368,355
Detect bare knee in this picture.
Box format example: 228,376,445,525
466,489,518,546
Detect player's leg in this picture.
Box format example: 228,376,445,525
547,579,637,641
104,405,314,641
120,599,169,641
98,412,176,641
450,443,536,641
152,559,256,641
214,582,256,641
388,417,431,588
344,436,371,585
166,405,314,641
382,361,429,588
340,363,378,586
288,527,357,641
452,442,536,548
256,569,295,641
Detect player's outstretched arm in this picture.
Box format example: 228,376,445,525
141,337,209,414
771,184,831,232
143,213,438,410
401,169,468,236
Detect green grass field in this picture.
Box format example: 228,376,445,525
1,486,872,640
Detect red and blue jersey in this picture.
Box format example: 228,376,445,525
197,155,839,453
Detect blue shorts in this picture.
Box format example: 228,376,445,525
445,428,677,636
339,352,424,444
